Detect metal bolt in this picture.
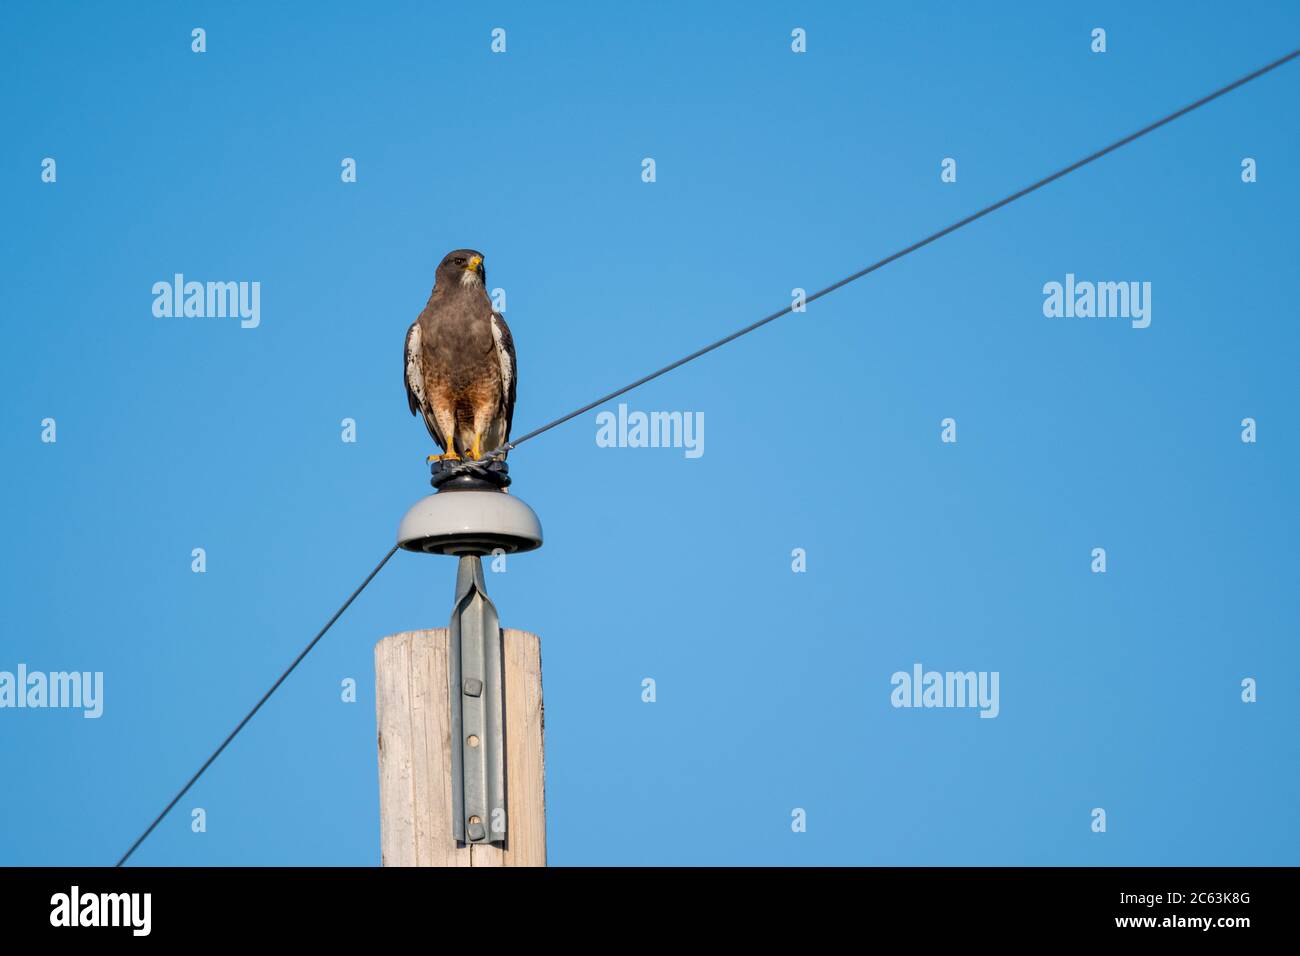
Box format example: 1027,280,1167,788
467,735,480,748
467,816,486,841
464,677,483,697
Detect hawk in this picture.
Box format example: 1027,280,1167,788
404,249,517,464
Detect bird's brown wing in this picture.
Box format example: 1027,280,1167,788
490,311,517,442
404,320,447,451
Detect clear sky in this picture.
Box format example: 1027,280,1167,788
1,1,1297,866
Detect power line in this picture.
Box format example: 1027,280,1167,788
115,544,400,866
450,46,1299,474
117,48,1298,864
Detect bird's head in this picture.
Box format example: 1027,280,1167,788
438,249,486,289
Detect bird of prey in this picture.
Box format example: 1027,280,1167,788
404,249,517,464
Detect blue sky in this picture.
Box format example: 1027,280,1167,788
1,1,1297,866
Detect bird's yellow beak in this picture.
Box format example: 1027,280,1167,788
466,255,483,270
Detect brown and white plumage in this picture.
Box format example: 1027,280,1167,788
405,249,517,463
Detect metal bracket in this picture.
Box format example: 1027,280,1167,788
447,554,507,844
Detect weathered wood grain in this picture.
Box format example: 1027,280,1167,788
375,628,545,867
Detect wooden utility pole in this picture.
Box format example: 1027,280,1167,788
374,627,546,866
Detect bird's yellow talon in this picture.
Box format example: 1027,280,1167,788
427,451,461,463
468,436,483,461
